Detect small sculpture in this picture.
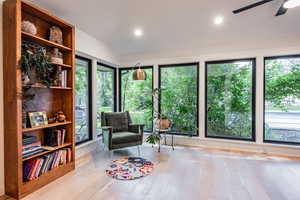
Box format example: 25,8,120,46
49,26,63,44
21,21,37,35
56,111,66,122
50,48,63,64
48,111,66,123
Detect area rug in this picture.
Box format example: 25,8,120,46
106,157,154,180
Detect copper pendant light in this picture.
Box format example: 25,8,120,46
132,63,147,81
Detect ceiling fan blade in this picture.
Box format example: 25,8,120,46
233,0,274,14
275,0,288,16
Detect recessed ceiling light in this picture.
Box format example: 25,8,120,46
284,0,300,8
214,16,224,25
134,28,143,37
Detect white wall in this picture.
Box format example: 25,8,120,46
0,0,4,196
75,28,120,65
120,45,300,157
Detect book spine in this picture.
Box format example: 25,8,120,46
29,160,40,180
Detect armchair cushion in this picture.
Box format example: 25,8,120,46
112,132,142,144
105,112,129,132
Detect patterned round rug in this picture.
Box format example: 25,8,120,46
106,157,154,180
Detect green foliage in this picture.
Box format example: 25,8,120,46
121,68,153,131
146,133,161,145
75,59,89,142
265,60,300,111
160,66,198,135
21,42,53,87
96,66,115,135
207,62,253,138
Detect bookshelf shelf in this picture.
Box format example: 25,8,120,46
4,0,75,199
52,62,72,69
23,121,72,132
22,31,72,52
22,85,72,90
22,142,72,161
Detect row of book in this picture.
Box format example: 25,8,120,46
23,148,72,181
23,136,46,158
45,128,66,147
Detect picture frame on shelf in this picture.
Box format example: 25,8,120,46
28,111,48,127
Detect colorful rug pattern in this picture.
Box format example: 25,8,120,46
106,157,154,180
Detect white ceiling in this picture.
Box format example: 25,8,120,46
29,0,300,58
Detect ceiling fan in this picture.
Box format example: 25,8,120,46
233,0,300,16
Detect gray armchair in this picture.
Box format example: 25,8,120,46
101,111,144,151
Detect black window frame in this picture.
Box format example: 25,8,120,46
158,62,200,136
118,66,154,132
75,55,93,145
263,54,300,146
205,58,256,142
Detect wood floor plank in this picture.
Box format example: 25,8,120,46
15,144,300,200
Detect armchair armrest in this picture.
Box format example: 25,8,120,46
128,124,144,138
102,126,113,130
101,126,113,150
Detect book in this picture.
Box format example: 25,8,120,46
45,128,66,147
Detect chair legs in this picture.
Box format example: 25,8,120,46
109,150,114,160
137,145,141,156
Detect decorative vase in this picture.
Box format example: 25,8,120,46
22,74,30,85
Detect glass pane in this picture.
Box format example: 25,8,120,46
120,68,153,131
160,65,198,135
75,58,91,143
265,57,300,143
206,60,254,140
96,64,115,136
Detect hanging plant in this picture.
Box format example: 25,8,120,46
21,42,54,87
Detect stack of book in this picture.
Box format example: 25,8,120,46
23,148,72,181
44,128,66,147
22,136,45,159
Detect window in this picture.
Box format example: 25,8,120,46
96,63,116,136
159,63,199,136
264,55,300,144
75,56,92,144
119,67,153,131
206,59,255,140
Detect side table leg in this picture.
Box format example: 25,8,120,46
158,137,161,152
172,133,174,150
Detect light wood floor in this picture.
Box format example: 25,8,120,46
9,145,300,200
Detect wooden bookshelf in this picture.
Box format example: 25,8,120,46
3,0,75,199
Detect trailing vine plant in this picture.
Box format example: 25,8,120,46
21,42,54,87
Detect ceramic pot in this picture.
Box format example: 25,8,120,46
156,118,170,129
